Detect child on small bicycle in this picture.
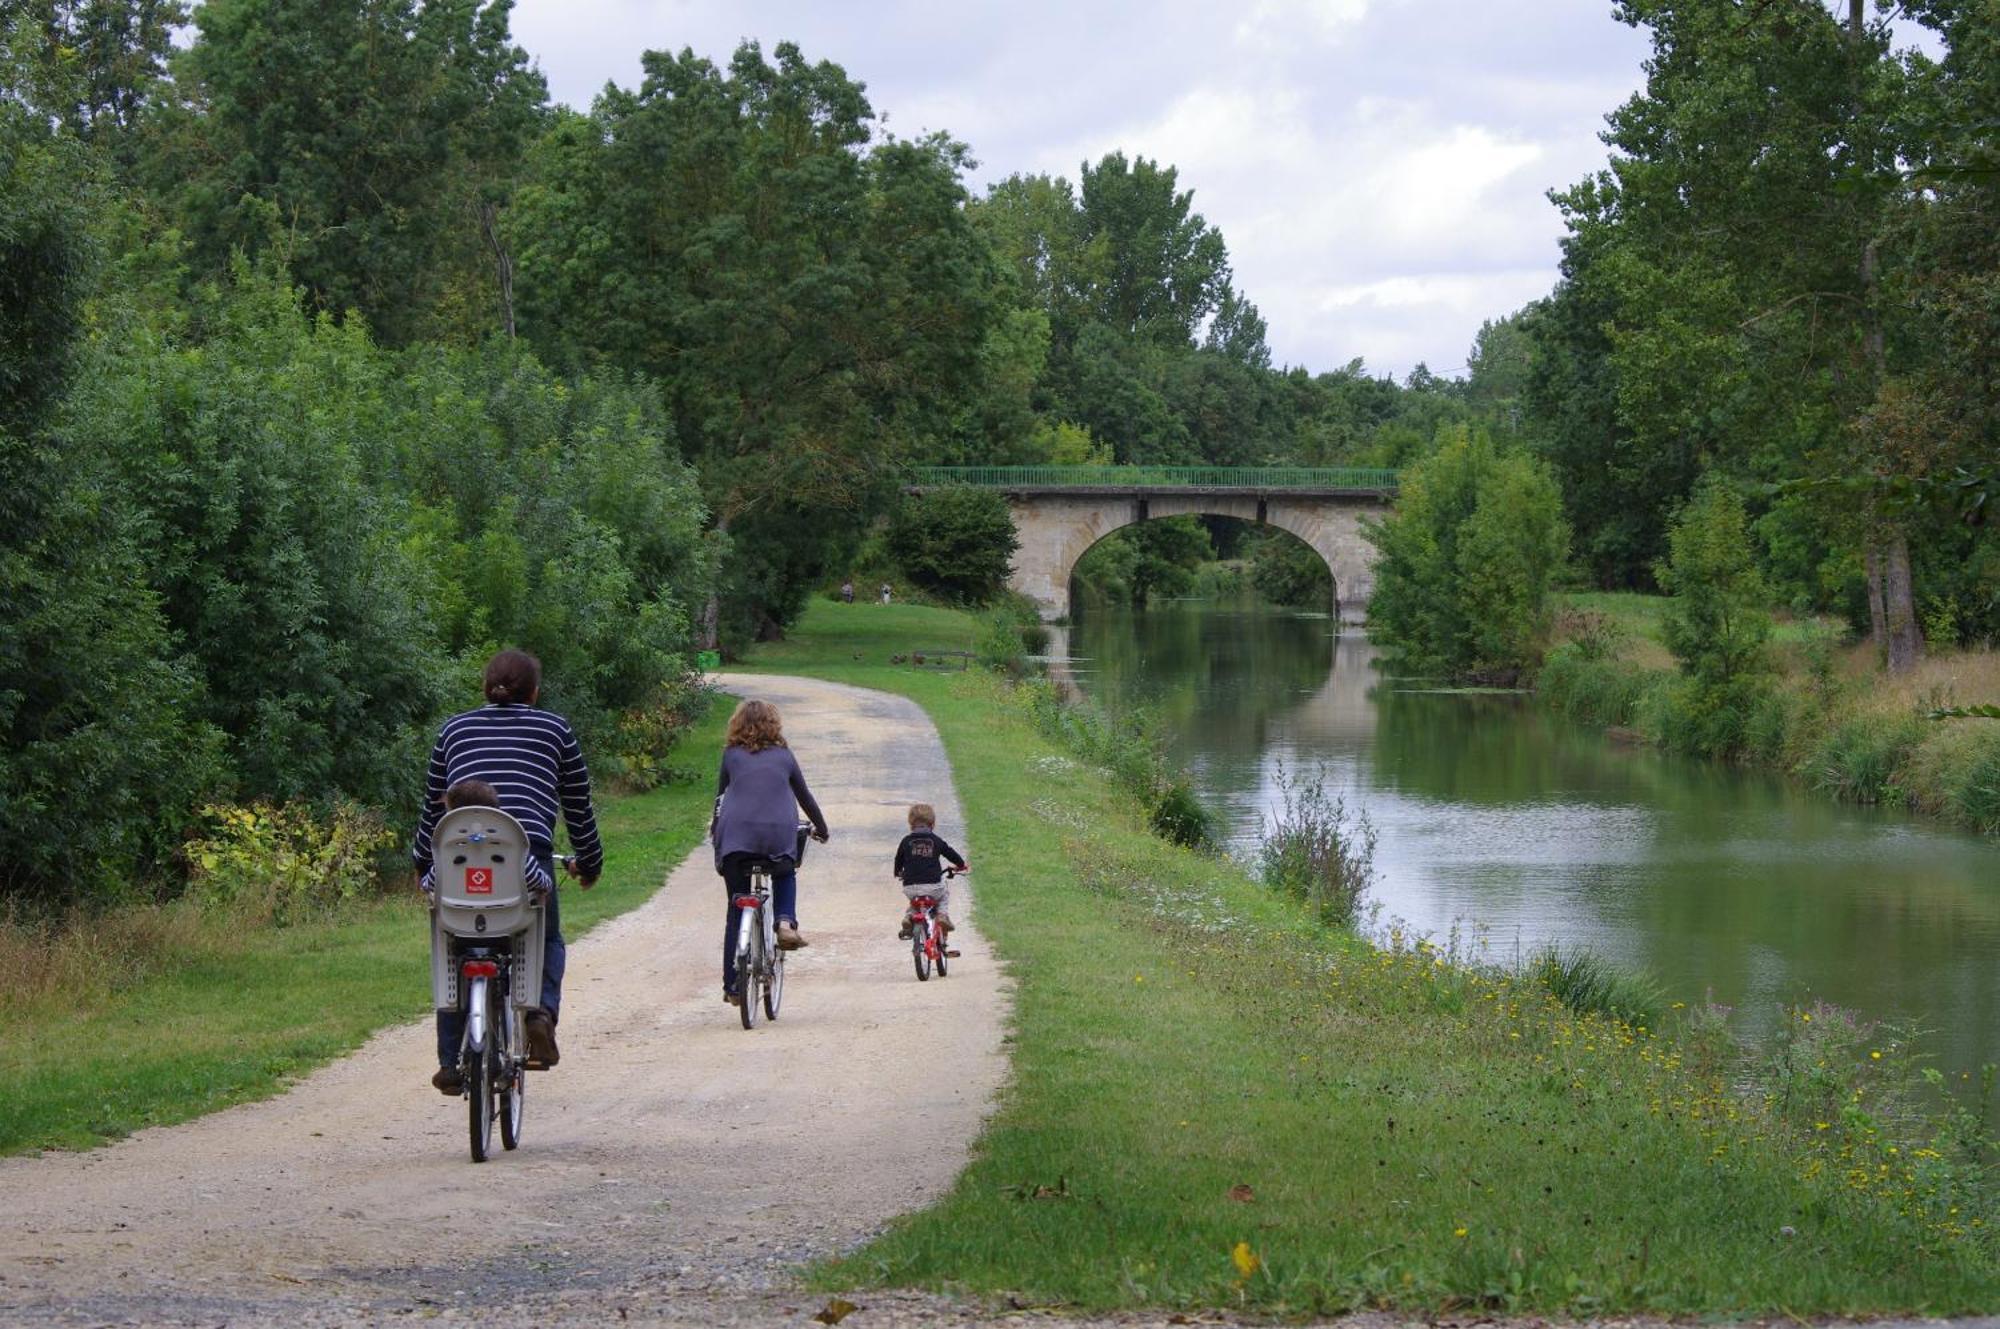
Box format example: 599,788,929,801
893,803,966,940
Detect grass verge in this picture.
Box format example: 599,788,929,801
748,600,2000,1317
0,703,728,1155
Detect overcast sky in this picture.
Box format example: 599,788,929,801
509,1,1660,380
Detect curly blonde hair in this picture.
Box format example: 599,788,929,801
725,698,787,752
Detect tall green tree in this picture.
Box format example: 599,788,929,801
1365,427,1569,683
155,0,547,344
0,103,217,901
1540,0,1929,666
507,42,1002,645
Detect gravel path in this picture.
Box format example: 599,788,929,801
0,674,1010,1326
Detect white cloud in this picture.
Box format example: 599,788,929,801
508,0,1653,378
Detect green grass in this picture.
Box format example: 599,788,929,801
744,601,2000,1317
0,703,729,1155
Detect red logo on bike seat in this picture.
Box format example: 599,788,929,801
465,866,493,895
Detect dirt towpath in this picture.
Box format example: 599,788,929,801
0,674,1010,1326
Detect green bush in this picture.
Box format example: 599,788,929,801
1810,712,1927,805
1527,945,1663,1028
1537,645,1652,727
1365,425,1569,682
184,801,396,925
1908,721,2000,832
885,485,1020,606
1255,764,1376,927
1248,531,1330,608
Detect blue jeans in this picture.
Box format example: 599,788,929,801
720,854,796,994
436,849,564,1068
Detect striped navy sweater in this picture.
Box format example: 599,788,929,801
411,704,604,878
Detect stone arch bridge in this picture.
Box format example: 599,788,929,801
908,466,1398,621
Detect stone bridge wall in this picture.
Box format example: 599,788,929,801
1006,491,1385,621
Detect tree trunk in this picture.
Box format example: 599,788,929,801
1865,541,1887,660
1882,527,1922,673
479,199,516,340
699,513,729,652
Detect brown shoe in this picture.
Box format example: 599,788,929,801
524,1008,560,1068
432,1066,463,1096
776,922,807,950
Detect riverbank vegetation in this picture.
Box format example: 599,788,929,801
750,603,2000,1317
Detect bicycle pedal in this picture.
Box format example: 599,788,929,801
945,949,962,958
522,1057,551,1072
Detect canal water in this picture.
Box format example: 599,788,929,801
1062,602,2000,1071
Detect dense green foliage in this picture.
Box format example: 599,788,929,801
884,486,1019,606
7,0,1999,904
1521,0,2000,662
1366,429,1569,682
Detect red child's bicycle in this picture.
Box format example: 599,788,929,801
908,865,966,982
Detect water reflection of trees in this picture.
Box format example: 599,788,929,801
1071,602,2000,1077
1071,604,1335,763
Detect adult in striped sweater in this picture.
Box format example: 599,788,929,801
413,649,603,1093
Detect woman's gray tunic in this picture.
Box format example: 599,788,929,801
713,745,828,865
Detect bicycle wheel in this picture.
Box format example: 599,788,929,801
764,945,784,1020
935,924,949,979
499,996,524,1151
467,1033,493,1164
739,911,762,1030
913,923,931,982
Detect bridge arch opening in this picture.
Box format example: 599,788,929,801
1065,511,1341,617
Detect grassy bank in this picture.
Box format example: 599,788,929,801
1547,592,2000,833
0,704,728,1155
747,601,2000,1317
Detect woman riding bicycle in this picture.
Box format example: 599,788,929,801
713,698,829,1003
412,649,603,1091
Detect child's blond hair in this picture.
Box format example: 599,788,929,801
907,802,936,830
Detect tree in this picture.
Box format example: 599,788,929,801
1,0,186,164
885,486,1020,605
508,42,1002,646
156,0,547,344
0,104,217,902
1656,477,1772,688
1364,427,1569,683
1540,0,1926,666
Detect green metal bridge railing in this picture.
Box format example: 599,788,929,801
909,464,1399,492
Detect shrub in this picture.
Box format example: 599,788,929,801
1365,425,1569,682
976,597,1049,676
611,676,715,792
1255,764,1376,928
1810,712,1927,804
1248,531,1330,608
1526,945,1663,1028
1536,645,1651,727
1656,477,1773,687
1907,720,2000,832
1636,675,1774,759
184,801,397,925
885,485,1020,606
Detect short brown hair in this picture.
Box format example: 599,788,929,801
445,779,501,810
726,698,786,752
484,649,541,705
907,803,935,830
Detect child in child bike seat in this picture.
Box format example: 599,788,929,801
419,779,554,897
894,803,966,940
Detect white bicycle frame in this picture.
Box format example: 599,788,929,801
734,869,776,981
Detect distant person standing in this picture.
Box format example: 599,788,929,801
840,579,855,604
879,582,893,605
